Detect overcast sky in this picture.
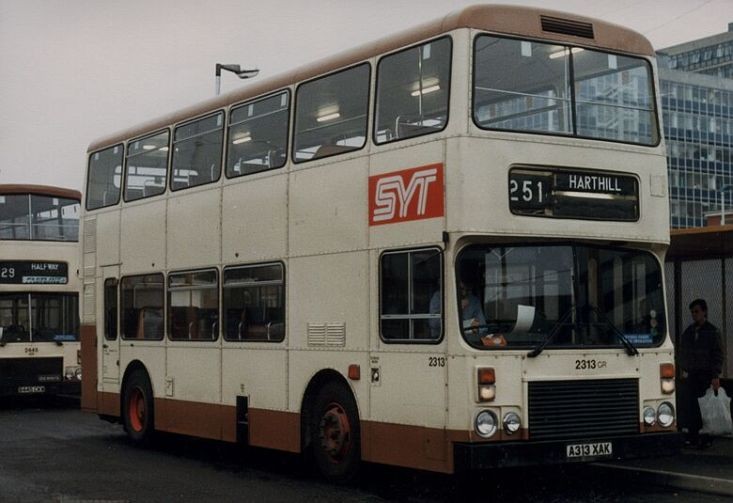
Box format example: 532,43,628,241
1,0,732,190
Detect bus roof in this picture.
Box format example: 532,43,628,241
0,184,81,201
88,4,654,153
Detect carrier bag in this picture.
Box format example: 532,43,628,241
698,387,733,436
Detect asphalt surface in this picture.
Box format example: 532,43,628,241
0,398,729,503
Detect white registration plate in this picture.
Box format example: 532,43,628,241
566,441,612,458
17,385,45,394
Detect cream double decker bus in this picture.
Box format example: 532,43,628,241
0,185,82,397
81,5,678,478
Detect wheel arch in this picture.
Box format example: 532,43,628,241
120,360,153,415
300,368,358,451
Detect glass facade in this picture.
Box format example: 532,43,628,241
659,68,733,228
659,28,733,228
663,30,733,79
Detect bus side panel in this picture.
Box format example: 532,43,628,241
222,174,287,264
248,408,300,452
97,392,120,417
80,324,98,412
222,348,289,445
361,421,454,473
155,398,224,441
120,201,166,274
167,189,221,270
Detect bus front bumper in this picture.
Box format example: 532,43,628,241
453,432,682,471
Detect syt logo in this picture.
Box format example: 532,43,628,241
369,163,444,226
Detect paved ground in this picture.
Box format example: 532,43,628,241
0,398,729,503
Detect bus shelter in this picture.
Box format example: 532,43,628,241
666,226,733,385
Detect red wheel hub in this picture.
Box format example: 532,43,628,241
128,387,146,433
319,402,351,463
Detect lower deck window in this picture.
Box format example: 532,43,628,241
223,263,284,342
121,274,164,340
168,270,219,341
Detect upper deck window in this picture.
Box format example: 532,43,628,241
227,91,289,177
171,113,224,191
375,37,451,144
293,64,370,163
473,35,658,146
124,131,170,202
87,145,123,210
0,194,79,242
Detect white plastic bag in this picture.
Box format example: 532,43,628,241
698,387,733,436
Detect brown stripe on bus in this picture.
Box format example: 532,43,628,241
0,184,81,201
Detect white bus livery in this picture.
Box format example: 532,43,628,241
81,5,678,478
1,185,82,397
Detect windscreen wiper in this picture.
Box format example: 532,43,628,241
527,306,575,358
585,305,638,356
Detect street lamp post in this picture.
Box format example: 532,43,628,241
215,64,259,96
720,185,733,225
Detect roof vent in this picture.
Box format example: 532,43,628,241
541,16,594,39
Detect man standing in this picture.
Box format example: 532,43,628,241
678,298,725,447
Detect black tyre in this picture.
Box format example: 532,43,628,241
309,381,361,481
122,369,155,445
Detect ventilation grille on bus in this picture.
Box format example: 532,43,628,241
528,378,639,441
541,16,595,39
307,323,345,347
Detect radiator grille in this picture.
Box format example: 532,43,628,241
528,379,639,440
0,357,63,385
541,16,595,39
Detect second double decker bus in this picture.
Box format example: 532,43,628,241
81,5,678,479
0,185,82,397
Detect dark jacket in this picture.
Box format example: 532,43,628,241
678,320,724,378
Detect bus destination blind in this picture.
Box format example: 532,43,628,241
0,261,68,285
509,168,639,221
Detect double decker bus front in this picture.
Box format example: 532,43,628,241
448,25,678,469
0,187,82,397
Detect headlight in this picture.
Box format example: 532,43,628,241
502,411,521,435
64,366,82,381
643,406,656,426
475,410,498,438
657,402,675,428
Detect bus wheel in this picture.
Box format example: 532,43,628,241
122,370,154,445
310,381,361,481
